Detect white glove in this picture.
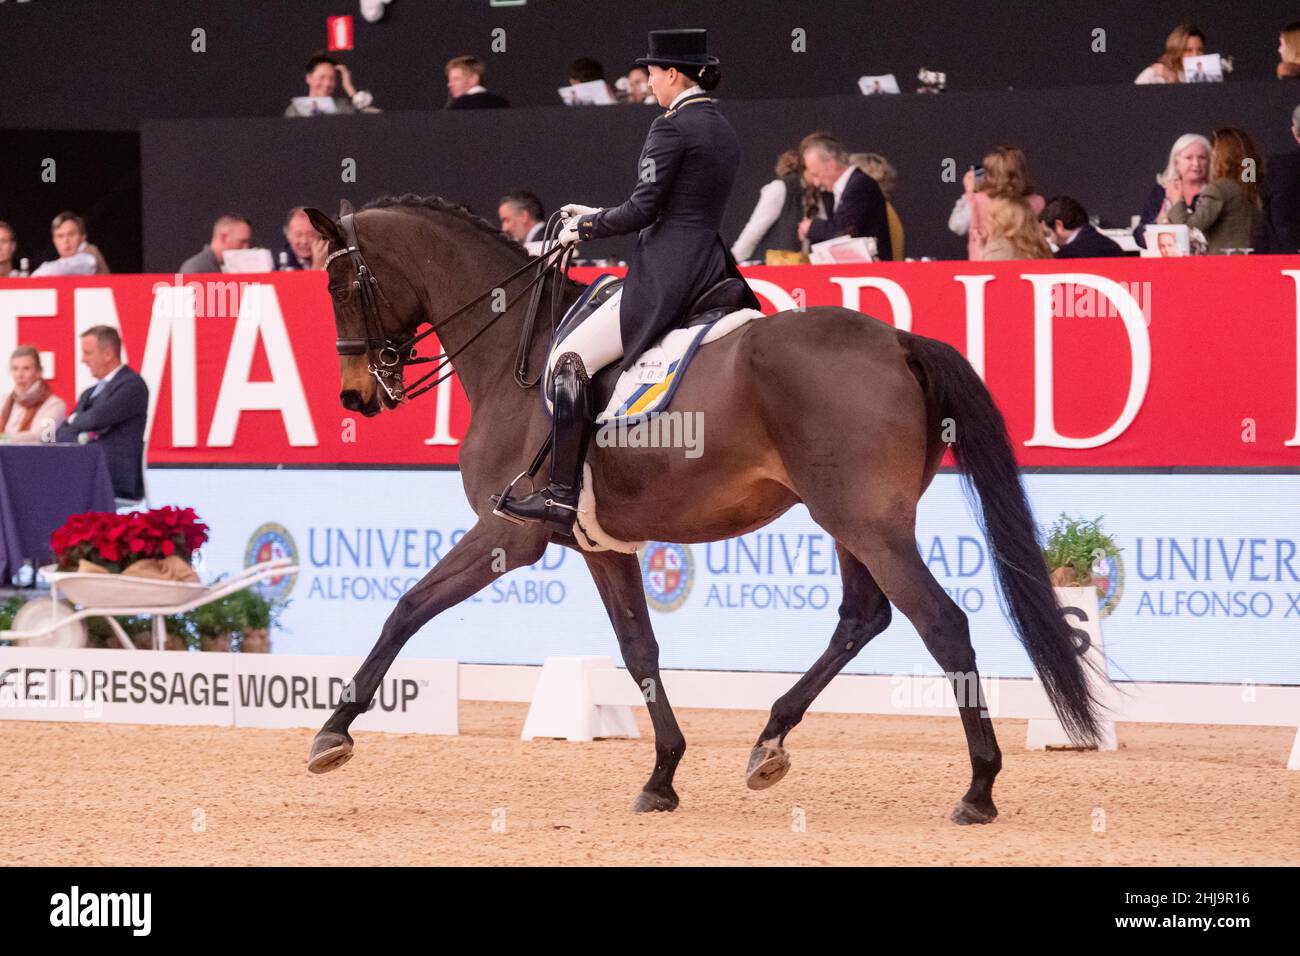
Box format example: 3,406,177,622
556,218,581,247
560,203,601,220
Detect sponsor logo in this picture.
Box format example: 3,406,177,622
244,522,298,600
641,542,694,613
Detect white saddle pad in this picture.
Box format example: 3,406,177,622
542,300,766,552
544,307,765,421
597,308,764,421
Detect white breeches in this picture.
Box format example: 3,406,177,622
549,287,625,375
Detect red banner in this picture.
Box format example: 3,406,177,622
2,258,1297,467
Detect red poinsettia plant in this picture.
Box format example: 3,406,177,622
50,507,209,573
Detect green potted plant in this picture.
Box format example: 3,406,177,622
1032,513,1122,751
83,613,190,650
0,597,25,646
187,582,285,652
1042,513,1121,589
228,587,284,653
190,592,237,652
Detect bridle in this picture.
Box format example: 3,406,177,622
326,203,575,404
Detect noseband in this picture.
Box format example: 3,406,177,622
327,208,573,403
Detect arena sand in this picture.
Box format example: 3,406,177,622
2,702,1297,866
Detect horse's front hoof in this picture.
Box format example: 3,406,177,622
950,799,997,825
745,743,791,791
308,730,354,774
631,788,679,812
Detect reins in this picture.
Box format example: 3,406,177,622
328,205,577,403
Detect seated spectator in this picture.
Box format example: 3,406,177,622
1132,133,1210,248
797,133,892,260
731,149,806,262
620,64,655,104
445,55,509,110
279,208,327,270
802,165,826,221
285,53,375,116
1038,196,1124,258
498,190,547,252
982,197,1052,261
55,326,149,501
568,57,615,102
1135,24,1205,84
179,215,252,274
1253,104,1300,253
948,146,1044,260
0,346,66,443
1167,127,1263,253
0,221,17,277
32,212,109,277
1157,232,1182,257
852,151,905,260
1278,22,1300,79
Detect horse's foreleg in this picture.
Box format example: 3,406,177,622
746,546,891,790
308,520,549,773
583,549,686,812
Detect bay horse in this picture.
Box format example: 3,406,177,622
303,195,1103,825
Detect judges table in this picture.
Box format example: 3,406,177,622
0,443,115,584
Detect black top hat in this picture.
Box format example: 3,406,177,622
635,29,719,70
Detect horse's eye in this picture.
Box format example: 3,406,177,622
329,285,345,301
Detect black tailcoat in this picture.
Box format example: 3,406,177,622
576,94,760,371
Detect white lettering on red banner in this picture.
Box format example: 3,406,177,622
2,259,1298,466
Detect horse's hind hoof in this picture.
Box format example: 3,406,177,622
631,789,679,812
745,743,791,791
308,730,355,774
950,799,997,825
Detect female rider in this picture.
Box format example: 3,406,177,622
494,28,759,534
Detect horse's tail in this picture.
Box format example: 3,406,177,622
904,333,1104,746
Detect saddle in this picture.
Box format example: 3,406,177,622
549,275,758,414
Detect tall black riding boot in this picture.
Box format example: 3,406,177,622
492,351,594,535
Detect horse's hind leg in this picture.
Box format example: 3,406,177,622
746,546,891,790
837,514,1003,824
308,520,549,773
584,549,686,812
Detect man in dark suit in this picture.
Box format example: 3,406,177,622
1039,196,1125,258
798,134,892,260
498,190,547,252
1253,104,1300,254
278,207,323,270
179,214,251,274
445,55,510,110
55,325,149,501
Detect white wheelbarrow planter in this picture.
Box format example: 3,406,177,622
0,559,298,650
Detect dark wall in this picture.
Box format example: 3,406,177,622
141,80,1300,271
0,130,142,274
3,0,1300,130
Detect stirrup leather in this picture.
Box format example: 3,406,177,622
491,351,593,532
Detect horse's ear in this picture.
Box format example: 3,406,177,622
305,207,344,247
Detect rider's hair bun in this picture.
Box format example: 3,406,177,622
696,63,721,91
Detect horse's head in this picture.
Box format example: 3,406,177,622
306,205,425,418
308,195,555,418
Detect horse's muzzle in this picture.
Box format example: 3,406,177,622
340,389,382,417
